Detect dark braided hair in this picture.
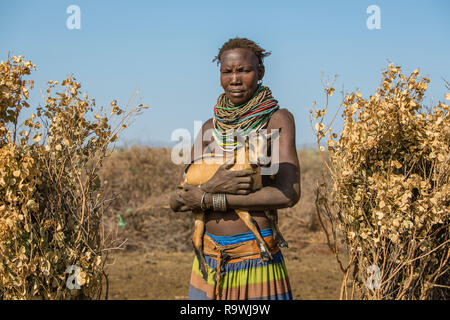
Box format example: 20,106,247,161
213,37,271,66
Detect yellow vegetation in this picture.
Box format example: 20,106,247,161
312,64,449,299
0,55,147,299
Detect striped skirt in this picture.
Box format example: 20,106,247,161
188,228,292,300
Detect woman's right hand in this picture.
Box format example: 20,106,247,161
200,162,255,195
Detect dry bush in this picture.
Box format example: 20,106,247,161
99,146,180,216
0,55,148,299
311,64,449,299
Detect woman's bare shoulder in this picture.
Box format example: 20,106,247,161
200,118,213,132
205,117,213,126
267,108,295,129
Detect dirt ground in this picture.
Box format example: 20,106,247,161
104,237,345,300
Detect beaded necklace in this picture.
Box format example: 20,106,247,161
213,86,279,152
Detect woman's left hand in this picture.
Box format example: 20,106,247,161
176,184,204,212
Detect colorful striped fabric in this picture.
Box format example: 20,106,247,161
188,228,292,300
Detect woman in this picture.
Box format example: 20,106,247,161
170,37,300,300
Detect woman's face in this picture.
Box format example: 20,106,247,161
220,48,264,106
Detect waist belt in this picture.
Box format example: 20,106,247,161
203,233,280,299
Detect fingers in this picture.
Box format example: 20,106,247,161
237,176,253,184
176,189,190,204
221,160,234,170
235,181,252,195
175,192,194,212
182,184,194,191
238,183,252,190
233,169,254,177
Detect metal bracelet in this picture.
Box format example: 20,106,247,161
212,194,218,211
200,192,207,211
212,193,227,212
219,193,227,212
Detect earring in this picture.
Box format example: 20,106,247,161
257,80,263,86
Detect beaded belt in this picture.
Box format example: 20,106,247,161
203,233,280,299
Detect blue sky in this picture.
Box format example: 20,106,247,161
1,0,449,148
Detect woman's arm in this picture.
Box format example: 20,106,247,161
217,109,300,210
170,118,255,212
178,109,301,212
